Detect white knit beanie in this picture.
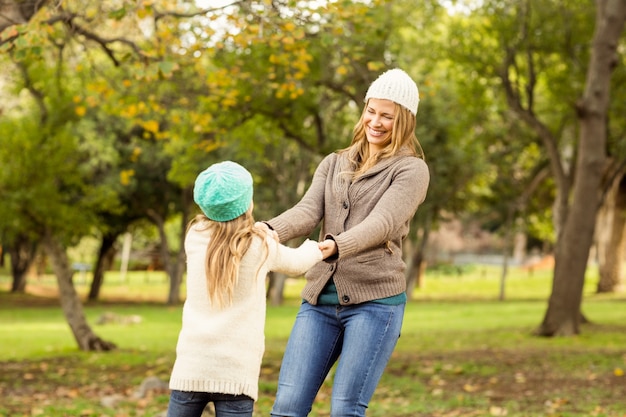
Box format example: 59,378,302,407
364,68,419,115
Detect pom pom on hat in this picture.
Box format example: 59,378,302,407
193,161,253,222
364,68,420,115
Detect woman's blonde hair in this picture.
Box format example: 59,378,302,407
340,102,424,177
188,208,268,309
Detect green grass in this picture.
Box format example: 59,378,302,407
0,265,625,416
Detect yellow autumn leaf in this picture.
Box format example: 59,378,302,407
120,170,135,186
137,7,150,19
489,406,508,416
84,7,98,19
222,97,237,107
367,61,386,72
75,106,86,116
337,65,348,76
142,120,159,133
86,96,98,108
124,104,137,118
130,147,142,162
614,367,624,376
463,383,478,392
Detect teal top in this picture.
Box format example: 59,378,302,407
316,280,406,305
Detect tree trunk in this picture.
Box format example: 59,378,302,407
404,239,417,295
536,0,626,336
9,234,38,293
148,189,190,306
267,271,287,306
88,232,119,301
499,208,517,302
405,223,430,299
596,173,626,293
405,250,427,299
168,212,188,305
42,232,116,351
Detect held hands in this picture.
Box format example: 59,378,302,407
318,239,338,260
254,222,336,259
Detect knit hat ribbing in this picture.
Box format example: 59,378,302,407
364,68,419,115
193,161,253,222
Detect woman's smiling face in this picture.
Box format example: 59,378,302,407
364,98,396,153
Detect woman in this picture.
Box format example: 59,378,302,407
265,68,430,416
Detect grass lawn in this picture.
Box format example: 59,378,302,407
0,265,625,417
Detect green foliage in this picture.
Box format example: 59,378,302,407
0,114,118,244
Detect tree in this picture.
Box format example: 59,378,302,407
444,0,625,334
0,13,130,348
0,105,119,350
538,0,626,335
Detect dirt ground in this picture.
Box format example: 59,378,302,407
1,291,625,417
2,345,625,416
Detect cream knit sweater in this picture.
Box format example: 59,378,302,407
168,221,322,400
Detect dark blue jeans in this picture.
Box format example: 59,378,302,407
167,390,254,417
271,301,405,417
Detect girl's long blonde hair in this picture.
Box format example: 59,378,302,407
188,208,268,309
340,102,425,177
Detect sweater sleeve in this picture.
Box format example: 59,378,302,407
268,238,324,276
266,154,334,243
331,157,429,259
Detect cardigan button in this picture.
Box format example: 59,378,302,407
342,295,350,303
342,201,348,209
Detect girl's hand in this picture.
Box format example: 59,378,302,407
318,239,338,259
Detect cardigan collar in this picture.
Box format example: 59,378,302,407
337,147,416,179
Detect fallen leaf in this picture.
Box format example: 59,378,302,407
489,406,508,416
463,383,479,392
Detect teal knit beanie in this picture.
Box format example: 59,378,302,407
193,161,253,222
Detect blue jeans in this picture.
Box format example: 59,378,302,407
271,301,405,417
167,390,254,417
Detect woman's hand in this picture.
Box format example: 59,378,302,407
255,222,279,241
318,239,338,259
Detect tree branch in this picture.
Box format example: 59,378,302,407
152,0,247,22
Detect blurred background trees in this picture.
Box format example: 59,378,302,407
0,0,624,349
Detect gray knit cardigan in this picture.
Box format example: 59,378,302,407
267,150,430,305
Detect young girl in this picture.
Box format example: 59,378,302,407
167,161,323,417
